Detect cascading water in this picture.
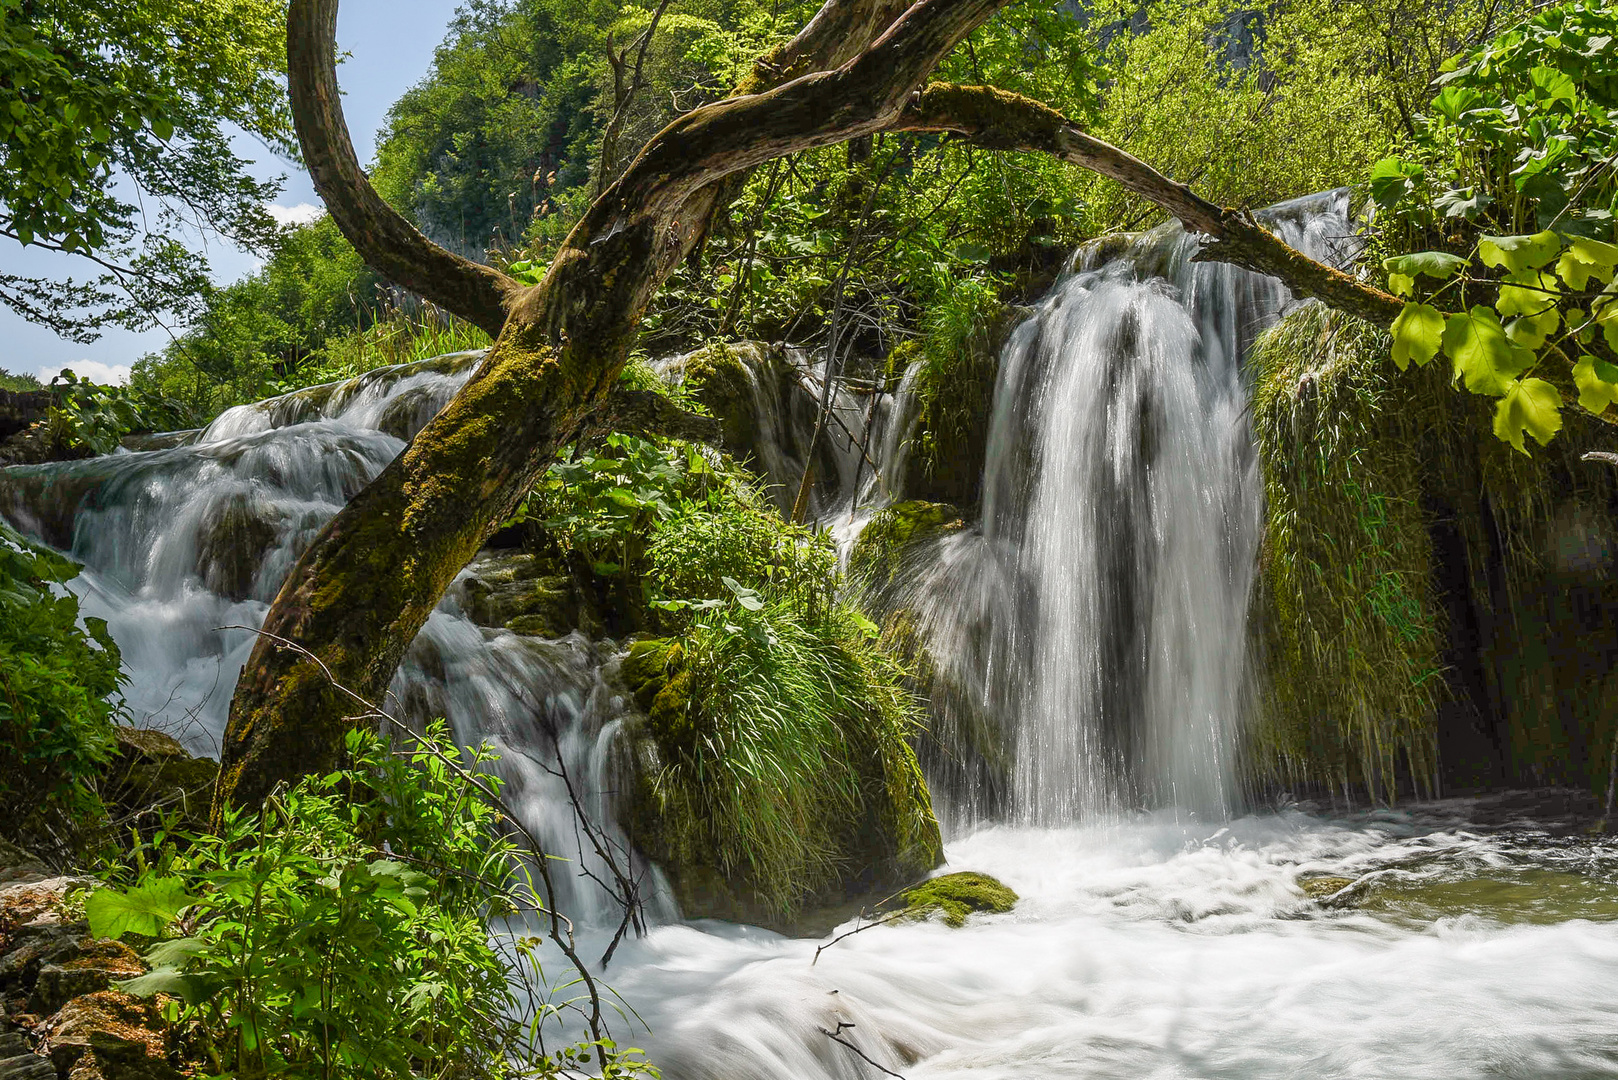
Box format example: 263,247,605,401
5,192,1616,1078
0,351,664,922
870,191,1355,827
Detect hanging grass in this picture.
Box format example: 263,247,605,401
1251,301,1618,802
1249,303,1449,802
622,600,940,920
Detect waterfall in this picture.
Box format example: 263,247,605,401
0,191,1354,912
0,350,666,924
888,189,1357,825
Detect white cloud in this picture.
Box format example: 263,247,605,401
266,202,325,228
36,360,133,386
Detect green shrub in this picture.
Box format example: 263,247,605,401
635,600,938,916
0,520,123,846
513,430,835,628
91,723,658,1080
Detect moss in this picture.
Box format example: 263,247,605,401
889,871,1018,928
1250,302,1618,802
679,341,758,458
899,290,1018,507
613,606,943,931
1298,875,1357,900
1249,304,1447,802
848,500,964,597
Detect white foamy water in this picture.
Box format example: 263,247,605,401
595,810,1618,1080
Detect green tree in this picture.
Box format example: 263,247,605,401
0,0,291,340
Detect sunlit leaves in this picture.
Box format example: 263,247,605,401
1557,237,1618,290
1443,306,1535,395
86,878,198,939
1390,302,1445,369
1492,377,1563,454
1478,231,1563,272
1382,252,1466,298
1573,354,1618,414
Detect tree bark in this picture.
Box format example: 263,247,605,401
215,0,1015,813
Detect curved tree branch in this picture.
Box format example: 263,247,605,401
217,0,1012,814
894,83,1405,326
287,0,523,337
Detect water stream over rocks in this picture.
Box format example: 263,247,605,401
4,193,1617,1077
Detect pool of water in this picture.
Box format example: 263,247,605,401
589,798,1618,1079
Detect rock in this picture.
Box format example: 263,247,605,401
42,992,174,1080
194,492,282,601
895,304,1021,507
0,843,49,888
0,879,93,939
457,553,579,638
0,1053,55,1080
847,501,964,598
31,940,143,1014
1299,874,1372,908
101,729,218,834
886,871,1018,927
0,921,89,995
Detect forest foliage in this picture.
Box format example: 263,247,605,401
1376,0,1617,451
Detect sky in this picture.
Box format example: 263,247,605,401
0,0,464,386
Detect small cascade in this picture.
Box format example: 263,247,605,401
0,349,662,923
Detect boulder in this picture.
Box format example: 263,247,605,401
456,552,580,639
883,871,1018,927
101,729,218,834
847,500,964,599
194,492,282,601
31,940,144,1015
41,992,175,1080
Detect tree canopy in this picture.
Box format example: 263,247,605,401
0,0,291,340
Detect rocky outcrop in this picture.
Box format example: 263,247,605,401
0,847,178,1080
612,636,943,935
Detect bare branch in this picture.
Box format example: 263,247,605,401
893,83,1406,326
287,0,523,337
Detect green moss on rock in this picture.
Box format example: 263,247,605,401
890,871,1017,927
898,292,1022,507
849,501,964,598
678,341,761,459
612,606,943,933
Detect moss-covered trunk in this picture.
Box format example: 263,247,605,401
215,0,1014,812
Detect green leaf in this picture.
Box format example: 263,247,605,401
1492,377,1563,453
1528,65,1577,106
86,878,199,939
1368,157,1421,207
1388,272,1415,298
721,576,764,611
1479,231,1563,272
1573,355,1618,415
1495,269,1558,317
1383,251,1468,283
1443,306,1535,395
118,969,216,1004
1556,237,1618,291
1390,302,1445,370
